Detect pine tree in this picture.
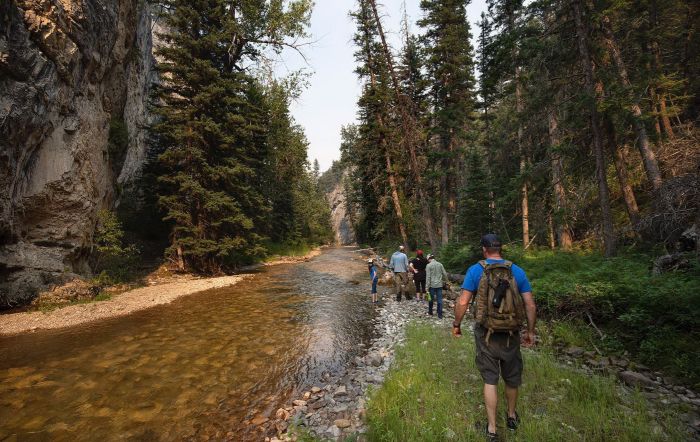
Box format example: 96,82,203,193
418,0,477,245
152,0,312,272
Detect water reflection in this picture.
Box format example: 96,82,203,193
0,247,374,441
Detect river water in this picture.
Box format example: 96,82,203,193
0,247,376,441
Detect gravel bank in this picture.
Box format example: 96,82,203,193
0,275,252,335
0,247,323,336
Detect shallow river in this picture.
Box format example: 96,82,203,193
0,247,375,441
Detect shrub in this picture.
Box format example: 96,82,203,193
93,209,140,285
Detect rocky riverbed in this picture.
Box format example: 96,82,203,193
256,293,456,442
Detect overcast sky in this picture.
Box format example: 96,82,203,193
279,0,488,172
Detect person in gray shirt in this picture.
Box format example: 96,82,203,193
425,254,449,318
389,245,409,301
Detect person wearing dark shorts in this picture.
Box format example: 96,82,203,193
452,234,537,441
410,250,428,302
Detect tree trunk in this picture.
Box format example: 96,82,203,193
547,212,556,250
384,144,409,249
367,0,439,250
573,0,616,257
548,108,573,249
604,116,641,227
440,169,449,245
658,95,674,139
601,15,663,191
516,69,529,248
520,156,530,248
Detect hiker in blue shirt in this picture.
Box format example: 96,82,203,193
368,258,379,304
389,245,409,301
452,234,537,442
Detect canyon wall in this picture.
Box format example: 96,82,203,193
0,0,155,306
327,171,356,246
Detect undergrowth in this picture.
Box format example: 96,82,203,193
439,244,700,387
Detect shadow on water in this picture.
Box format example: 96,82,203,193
0,247,375,441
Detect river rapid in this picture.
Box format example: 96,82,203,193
0,247,376,441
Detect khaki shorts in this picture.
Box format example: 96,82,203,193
474,325,523,387
393,272,409,292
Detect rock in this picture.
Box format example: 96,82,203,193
310,386,322,394
333,385,347,397
331,404,349,413
276,408,290,420
275,421,288,433
610,357,629,369
308,399,327,411
303,391,311,400
334,419,351,429
619,371,656,388
251,415,269,426
293,400,307,407
326,170,356,245
0,0,156,305
366,353,383,367
327,425,342,437
564,347,584,357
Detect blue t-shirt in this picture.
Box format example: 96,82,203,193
461,259,532,294
389,252,409,273
369,266,378,281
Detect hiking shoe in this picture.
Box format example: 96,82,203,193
506,412,520,431
485,429,498,442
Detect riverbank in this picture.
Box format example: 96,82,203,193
0,275,251,335
268,291,697,441
0,247,322,336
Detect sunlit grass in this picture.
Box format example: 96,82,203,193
365,322,687,442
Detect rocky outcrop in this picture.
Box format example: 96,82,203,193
0,0,156,306
326,171,355,246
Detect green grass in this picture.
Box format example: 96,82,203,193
365,322,687,442
37,291,113,313
263,241,317,261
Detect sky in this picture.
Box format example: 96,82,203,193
279,0,489,172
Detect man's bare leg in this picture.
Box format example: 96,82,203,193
505,385,518,418
484,384,498,433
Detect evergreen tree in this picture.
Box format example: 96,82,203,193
418,0,477,245
152,0,312,272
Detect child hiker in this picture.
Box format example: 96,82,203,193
368,258,379,304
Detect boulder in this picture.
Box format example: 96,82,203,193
564,347,585,357
619,371,656,388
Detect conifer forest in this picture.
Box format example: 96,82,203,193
1,0,700,440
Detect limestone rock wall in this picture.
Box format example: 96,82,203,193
0,0,155,306
327,171,355,246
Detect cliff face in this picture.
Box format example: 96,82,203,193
0,0,155,306
327,171,356,246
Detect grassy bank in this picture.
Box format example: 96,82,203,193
263,241,319,261
438,245,700,388
365,322,686,441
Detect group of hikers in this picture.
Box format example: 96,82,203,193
366,234,538,441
